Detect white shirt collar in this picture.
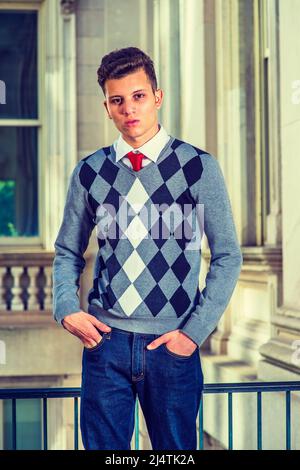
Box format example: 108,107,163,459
113,124,170,163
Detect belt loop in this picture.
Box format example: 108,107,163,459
105,329,112,340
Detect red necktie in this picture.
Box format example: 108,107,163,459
126,151,145,171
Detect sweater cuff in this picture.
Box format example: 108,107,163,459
53,297,82,326
180,317,213,348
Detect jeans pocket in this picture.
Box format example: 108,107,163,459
162,343,198,360
84,332,107,353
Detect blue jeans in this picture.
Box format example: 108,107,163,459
80,326,204,450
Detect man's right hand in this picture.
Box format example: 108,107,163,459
61,312,111,349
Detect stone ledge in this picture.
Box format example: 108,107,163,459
0,311,57,329
259,337,300,375
0,327,83,376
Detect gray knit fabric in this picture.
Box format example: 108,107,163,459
52,137,243,347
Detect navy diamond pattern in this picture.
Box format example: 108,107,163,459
176,188,196,211
144,285,168,317
171,253,191,283
103,186,122,208
169,286,191,317
78,141,204,319
103,146,111,156
88,192,100,214
97,236,106,250
105,285,118,307
171,138,184,151
151,183,174,206
106,254,122,281
99,157,119,186
147,251,170,283
79,162,97,191
182,156,203,187
158,151,181,181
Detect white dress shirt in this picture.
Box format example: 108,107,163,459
113,124,170,169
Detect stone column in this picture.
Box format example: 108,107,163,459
43,0,77,249
258,0,300,379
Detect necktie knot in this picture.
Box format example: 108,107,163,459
126,151,145,171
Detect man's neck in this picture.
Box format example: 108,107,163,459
122,123,160,149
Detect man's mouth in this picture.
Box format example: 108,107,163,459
125,120,140,126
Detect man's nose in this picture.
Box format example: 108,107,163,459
121,100,135,115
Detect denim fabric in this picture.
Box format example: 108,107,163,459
80,326,204,450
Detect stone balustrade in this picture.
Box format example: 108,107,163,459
0,252,54,325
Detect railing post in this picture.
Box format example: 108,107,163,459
43,397,48,450
12,398,17,450
257,391,262,449
199,396,204,450
228,392,233,450
286,390,291,450
74,397,78,450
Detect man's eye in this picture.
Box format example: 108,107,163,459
111,98,122,105
134,93,145,100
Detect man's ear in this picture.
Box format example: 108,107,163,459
155,89,164,109
103,100,112,119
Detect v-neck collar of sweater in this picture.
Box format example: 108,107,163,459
109,136,176,177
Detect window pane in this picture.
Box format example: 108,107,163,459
3,399,42,450
0,10,38,119
0,126,38,237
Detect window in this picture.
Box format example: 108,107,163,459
0,7,40,241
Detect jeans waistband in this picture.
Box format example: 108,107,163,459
107,325,161,339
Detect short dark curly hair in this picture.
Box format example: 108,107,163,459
97,46,158,96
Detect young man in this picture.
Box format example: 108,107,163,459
52,47,243,450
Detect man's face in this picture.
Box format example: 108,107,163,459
103,68,163,147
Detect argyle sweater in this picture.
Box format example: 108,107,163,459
52,137,243,347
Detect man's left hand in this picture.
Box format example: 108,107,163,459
146,329,198,356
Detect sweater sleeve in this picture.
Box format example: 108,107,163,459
52,162,95,325
180,153,243,347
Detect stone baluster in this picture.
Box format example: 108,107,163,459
43,266,53,310
27,266,40,311
0,267,7,310
10,266,25,311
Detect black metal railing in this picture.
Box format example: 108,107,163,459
1,381,299,450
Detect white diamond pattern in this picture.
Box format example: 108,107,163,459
122,250,146,282
118,284,143,316
125,178,149,214
124,215,149,248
